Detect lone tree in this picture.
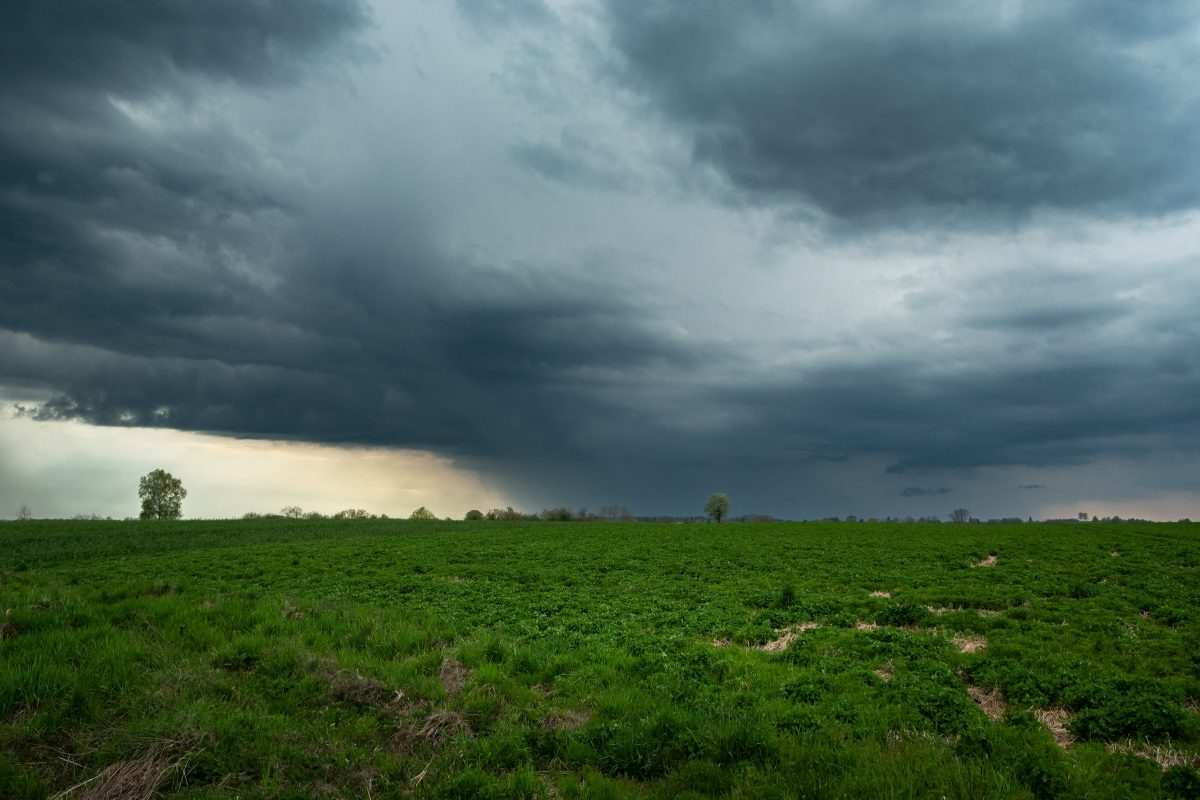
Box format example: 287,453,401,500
138,469,186,520
16,504,32,521
705,492,731,524
464,509,484,521
409,506,436,520
949,507,970,524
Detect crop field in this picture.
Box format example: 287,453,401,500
1,519,1198,799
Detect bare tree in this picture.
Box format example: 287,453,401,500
16,504,32,521
950,508,970,524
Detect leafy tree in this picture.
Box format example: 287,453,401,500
950,508,970,523
705,492,731,524
465,509,484,521
138,469,186,520
409,506,436,520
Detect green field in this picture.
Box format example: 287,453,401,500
2,519,1198,798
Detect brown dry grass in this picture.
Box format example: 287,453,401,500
952,635,987,653
874,661,894,682
52,738,198,800
439,657,471,696
542,708,593,732
855,621,879,630
968,686,1006,720
755,622,820,652
869,590,891,598
1108,740,1200,771
971,554,998,568
1035,708,1076,748
389,709,467,756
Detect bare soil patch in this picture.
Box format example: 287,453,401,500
968,686,1006,720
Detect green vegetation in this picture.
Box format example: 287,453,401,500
1,519,1197,798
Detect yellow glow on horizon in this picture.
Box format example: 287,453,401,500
0,414,508,520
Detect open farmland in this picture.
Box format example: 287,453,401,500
1,519,1198,798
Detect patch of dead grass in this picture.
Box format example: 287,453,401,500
389,709,468,756
874,661,894,682
1,609,14,640
855,621,879,631
1108,740,1200,771
53,738,199,800
869,590,891,598
439,657,471,696
968,685,1006,720
952,634,987,654
1035,708,1076,748
971,554,998,568
542,708,593,732
754,622,821,652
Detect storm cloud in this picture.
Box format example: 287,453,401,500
2,1,1199,519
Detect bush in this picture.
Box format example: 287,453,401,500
1163,765,1200,799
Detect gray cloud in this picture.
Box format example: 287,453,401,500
2,1,1200,520
901,487,951,498
602,1,1200,223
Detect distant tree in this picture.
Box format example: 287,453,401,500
577,507,590,521
540,507,573,521
949,508,970,524
281,506,305,519
599,504,634,521
1078,511,1089,521
332,508,371,520
464,509,484,521
409,506,436,520
16,504,32,521
138,469,186,520
705,492,731,524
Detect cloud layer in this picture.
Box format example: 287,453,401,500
2,1,1199,519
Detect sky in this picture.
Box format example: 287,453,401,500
2,0,1199,521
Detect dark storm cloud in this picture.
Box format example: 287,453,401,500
901,487,951,498
602,0,1200,222
3,0,1200,519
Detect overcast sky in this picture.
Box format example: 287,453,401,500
2,0,1199,520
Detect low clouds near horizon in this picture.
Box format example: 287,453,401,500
2,1,1199,520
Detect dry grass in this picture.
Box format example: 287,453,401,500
389,709,468,756
1108,740,1200,771
952,634,987,654
855,621,879,630
968,686,1006,720
754,622,820,652
971,554,998,568
869,590,891,598
874,661,894,682
52,738,198,800
439,657,471,696
281,601,305,620
0,608,14,640
1035,708,1076,748
542,708,593,731
710,637,731,647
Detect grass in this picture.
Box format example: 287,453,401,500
1,518,1198,798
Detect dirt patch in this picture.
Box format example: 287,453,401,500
874,661,894,682
439,657,471,696
1108,740,1200,771
755,622,821,652
968,686,1006,720
542,708,593,732
855,621,880,631
971,555,998,568
1110,551,1120,558
869,590,891,598
1035,708,1075,748
952,635,987,654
